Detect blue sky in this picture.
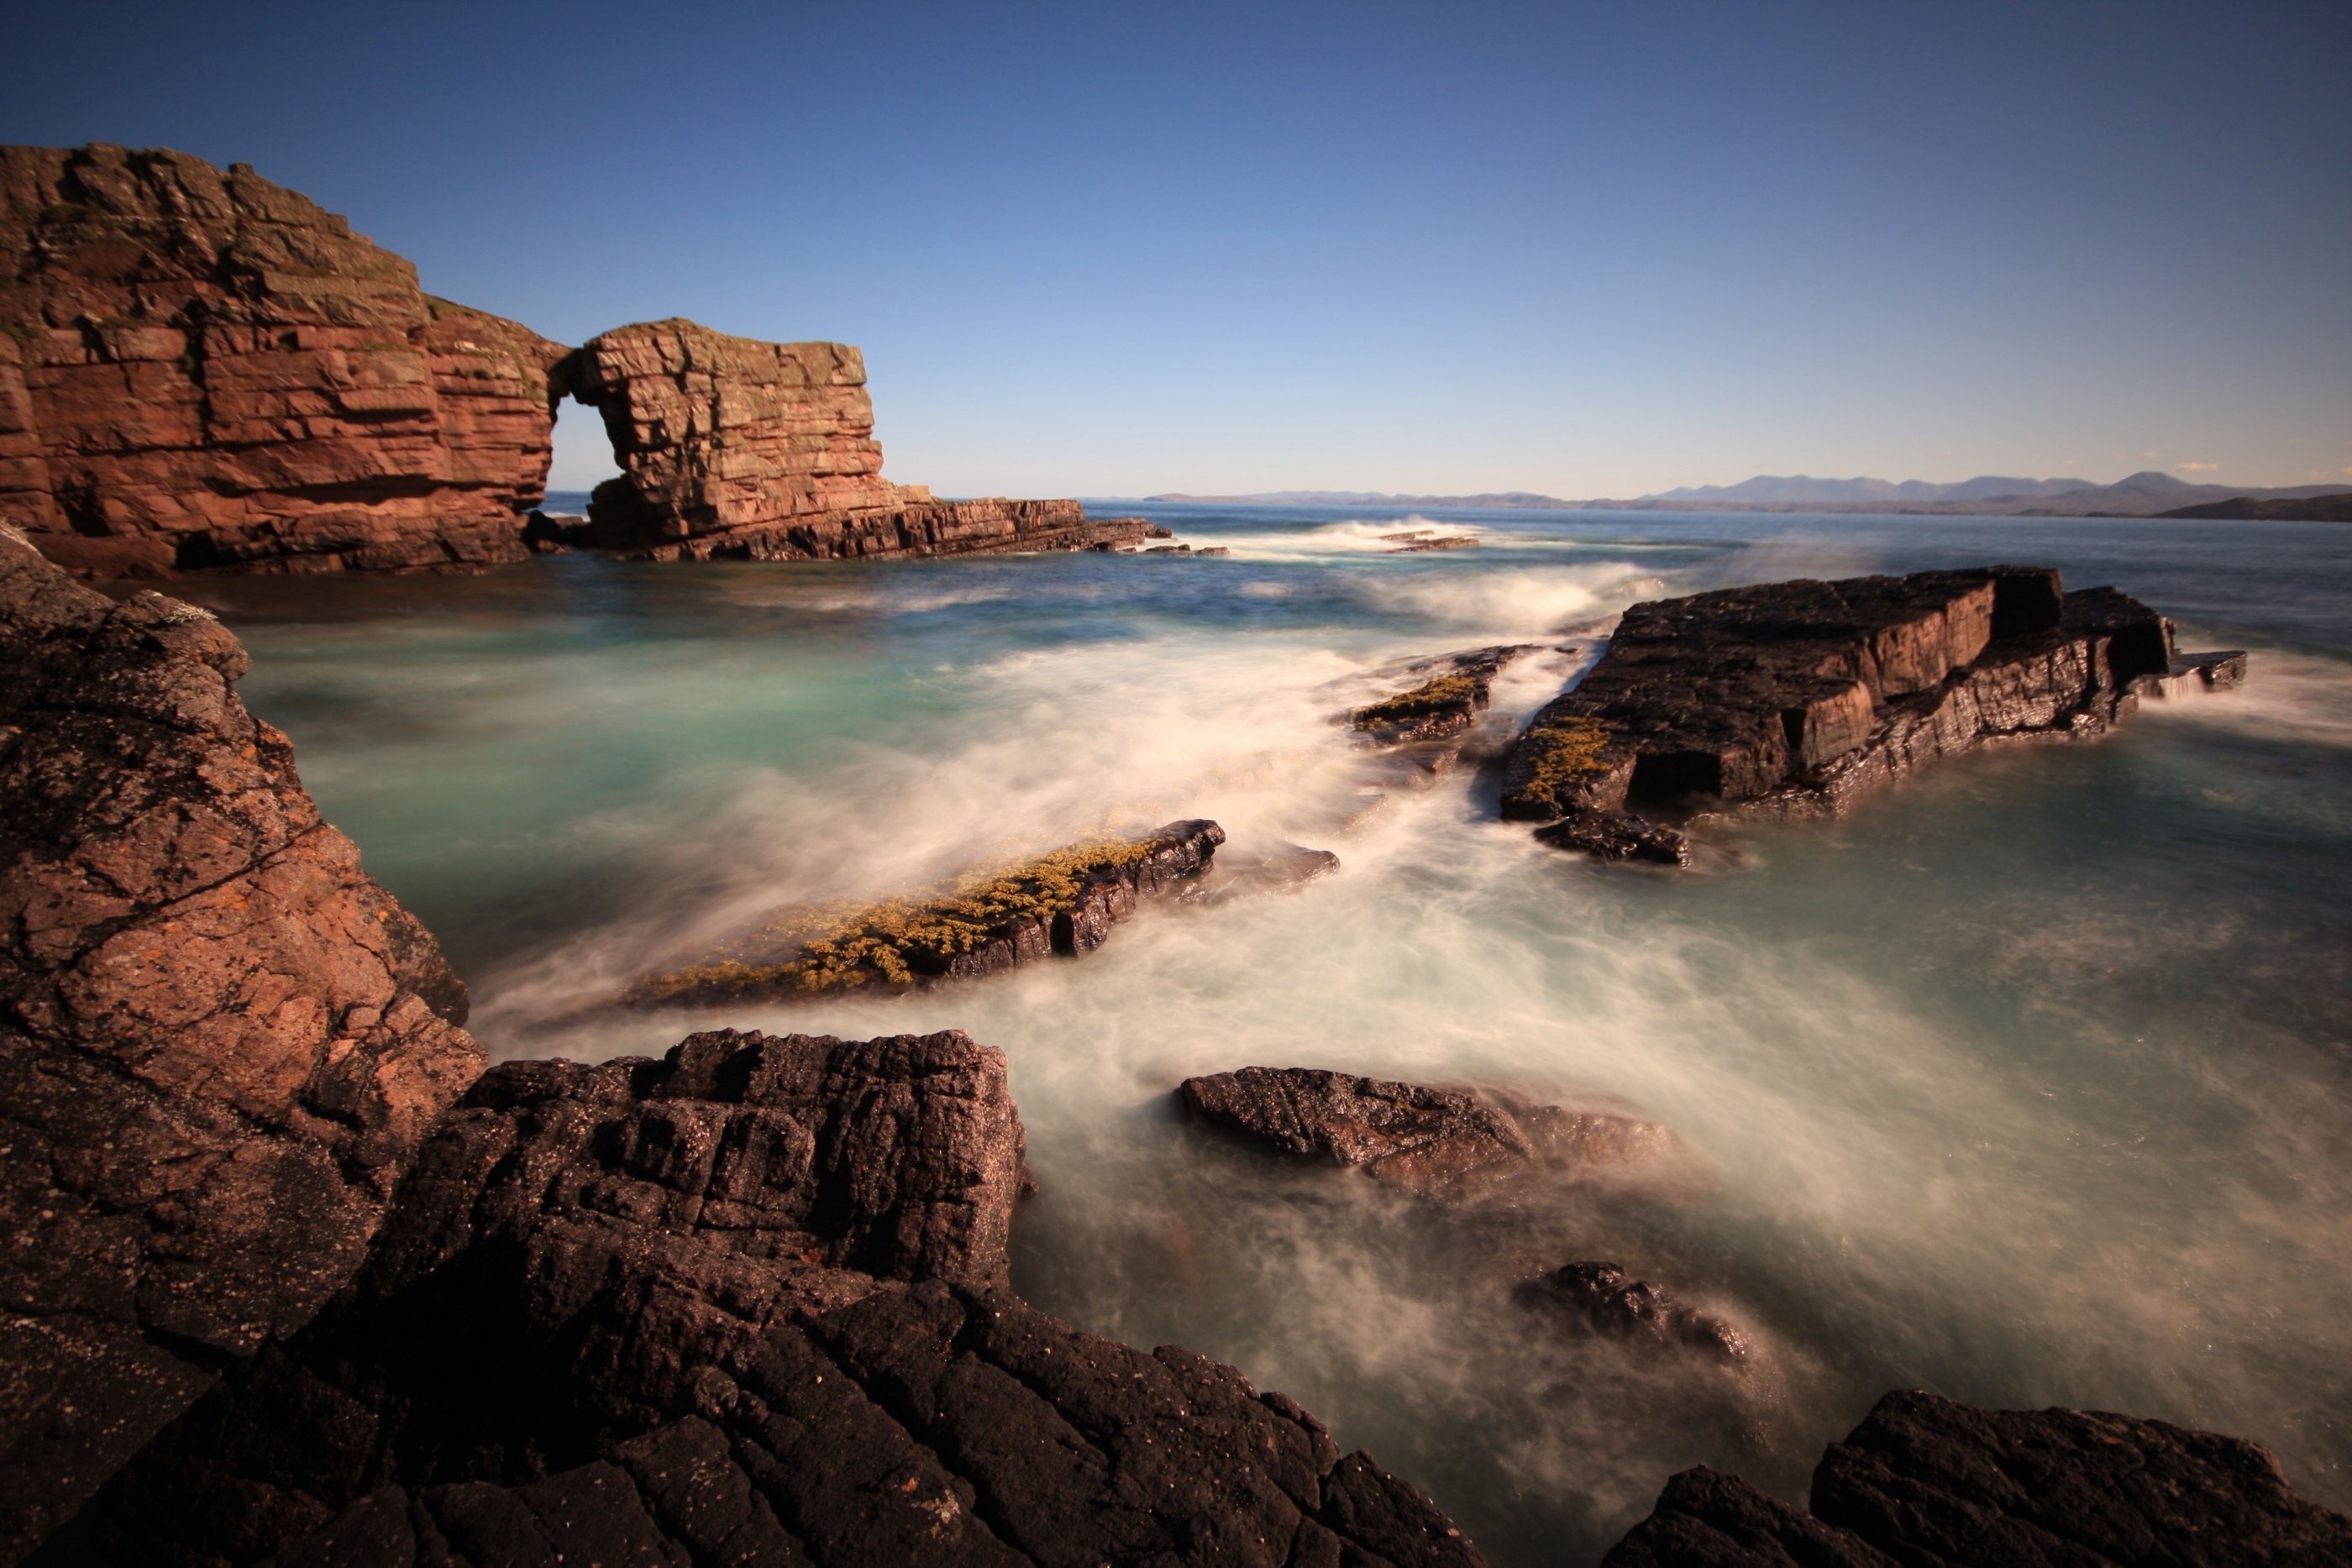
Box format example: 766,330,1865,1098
8,1,2347,496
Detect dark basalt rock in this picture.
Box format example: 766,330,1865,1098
1517,1263,1749,1364
1179,1067,1668,1200
74,1030,1484,1567
1500,567,2239,861
1601,1389,2352,1566
0,531,484,1559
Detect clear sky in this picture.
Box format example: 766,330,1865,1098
8,1,2347,497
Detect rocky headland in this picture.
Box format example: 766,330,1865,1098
1501,566,2245,864
0,145,1145,576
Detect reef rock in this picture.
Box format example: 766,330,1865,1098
0,144,568,575
1602,1389,2352,1565
1502,567,2245,863
0,529,483,1557
1179,1067,1667,1200
1517,1263,1749,1364
566,318,1151,560
74,1029,1485,1568
629,821,1224,1005
1351,645,1541,747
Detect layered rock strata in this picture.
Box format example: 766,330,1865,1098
567,319,1151,560
0,530,483,1557
629,821,1224,1004
0,144,568,575
1601,1389,2352,1566
1179,1067,1668,1200
73,1029,1484,1568
1501,567,2244,864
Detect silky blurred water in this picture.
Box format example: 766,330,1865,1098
174,503,2352,1564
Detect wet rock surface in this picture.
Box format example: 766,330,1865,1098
0,144,567,576
1601,1389,2352,1566
1179,1067,1669,1200
567,320,1150,562
1351,645,1541,747
69,1030,1485,1568
1500,567,2234,862
0,531,483,1556
1517,1264,1749,1364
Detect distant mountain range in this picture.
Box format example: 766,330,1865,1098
1142,472,2350,518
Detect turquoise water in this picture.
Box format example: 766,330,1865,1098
176,504,2352,1564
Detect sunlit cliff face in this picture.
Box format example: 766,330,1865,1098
192,507,2352,1565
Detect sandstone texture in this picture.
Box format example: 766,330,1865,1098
1502,567,2244,864
631,821,1224,1004
0,530,483,1556
1516,1263,1749,1365
0,144,568,575
567,319,1150,560
71,1029,1485,1568
1601,1389,2352,1566
1179,1067,1668,1200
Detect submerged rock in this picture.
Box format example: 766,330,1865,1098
1188,841,1343,903
1501,567,2242,862
1350,645,1541,747
76,1029,1485,1567
1602,1389,2352,1566
0,530,484,1555
1178,1067,1668,1200
627,821,1225,1004
1517,1262,1750,1364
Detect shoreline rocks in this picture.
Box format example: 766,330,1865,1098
1178,1067,1669,1200
1517,1263,1750,1365
1602,1389,2352,1565
627,821,1225,1005
1501,567,2246,864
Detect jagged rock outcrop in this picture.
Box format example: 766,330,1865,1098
1501,567,2245,864
566,319,1151,560
0,530,483,1558
1350,645,1539,747
1601,1389,2352,1565
0,144,569,575
629,821,1225,1004
73,1029,1485,1568
1179,1067,1668,1200
1516,1263,1749,1365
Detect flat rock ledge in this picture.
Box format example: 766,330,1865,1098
1601,1388,2352,1566
1501,567,2246,864
66,1030,1484,1568
1179,1067,1669,1200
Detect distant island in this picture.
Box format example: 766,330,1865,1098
1145,472,2352,520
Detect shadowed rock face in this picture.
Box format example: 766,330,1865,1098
566,319,1151,561
1179,1067,1668,1200
0,144,568,576
0,531,483,1558
1500,567,2242,864
74,1030,1486,1568
1600,1389,2352,1566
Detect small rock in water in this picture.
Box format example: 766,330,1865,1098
1518,1261,1750,1363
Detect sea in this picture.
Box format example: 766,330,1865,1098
169,499,2352,1565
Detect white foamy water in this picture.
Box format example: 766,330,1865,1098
190,504,2352,1564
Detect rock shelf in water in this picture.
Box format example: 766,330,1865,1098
1518,1262,1751,1366
1501,565,2247,864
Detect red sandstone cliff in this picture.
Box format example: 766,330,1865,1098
0,144,568,574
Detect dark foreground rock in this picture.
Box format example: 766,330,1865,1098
628,821,1225,1004
1179,1067,1668,1200
69,1030,1484,1567
0,531,483,1557
1601,1388,2352,1566
1502,567,2245,863
1518,1263,1749,1365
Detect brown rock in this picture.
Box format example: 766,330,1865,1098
1517,1262,1750,1364
0,529,483,1556
566,318,1150,559
0,144,569,575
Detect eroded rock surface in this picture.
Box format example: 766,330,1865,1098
1351,645,1540,747
1601,1389,2352,1566
1501,567,2244,863
0,144,568,575
1517,1263,1749,1365
0,530,483,1556
1179,1067,1667,1200
75,1030,1485,1568
568,320,1150,561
